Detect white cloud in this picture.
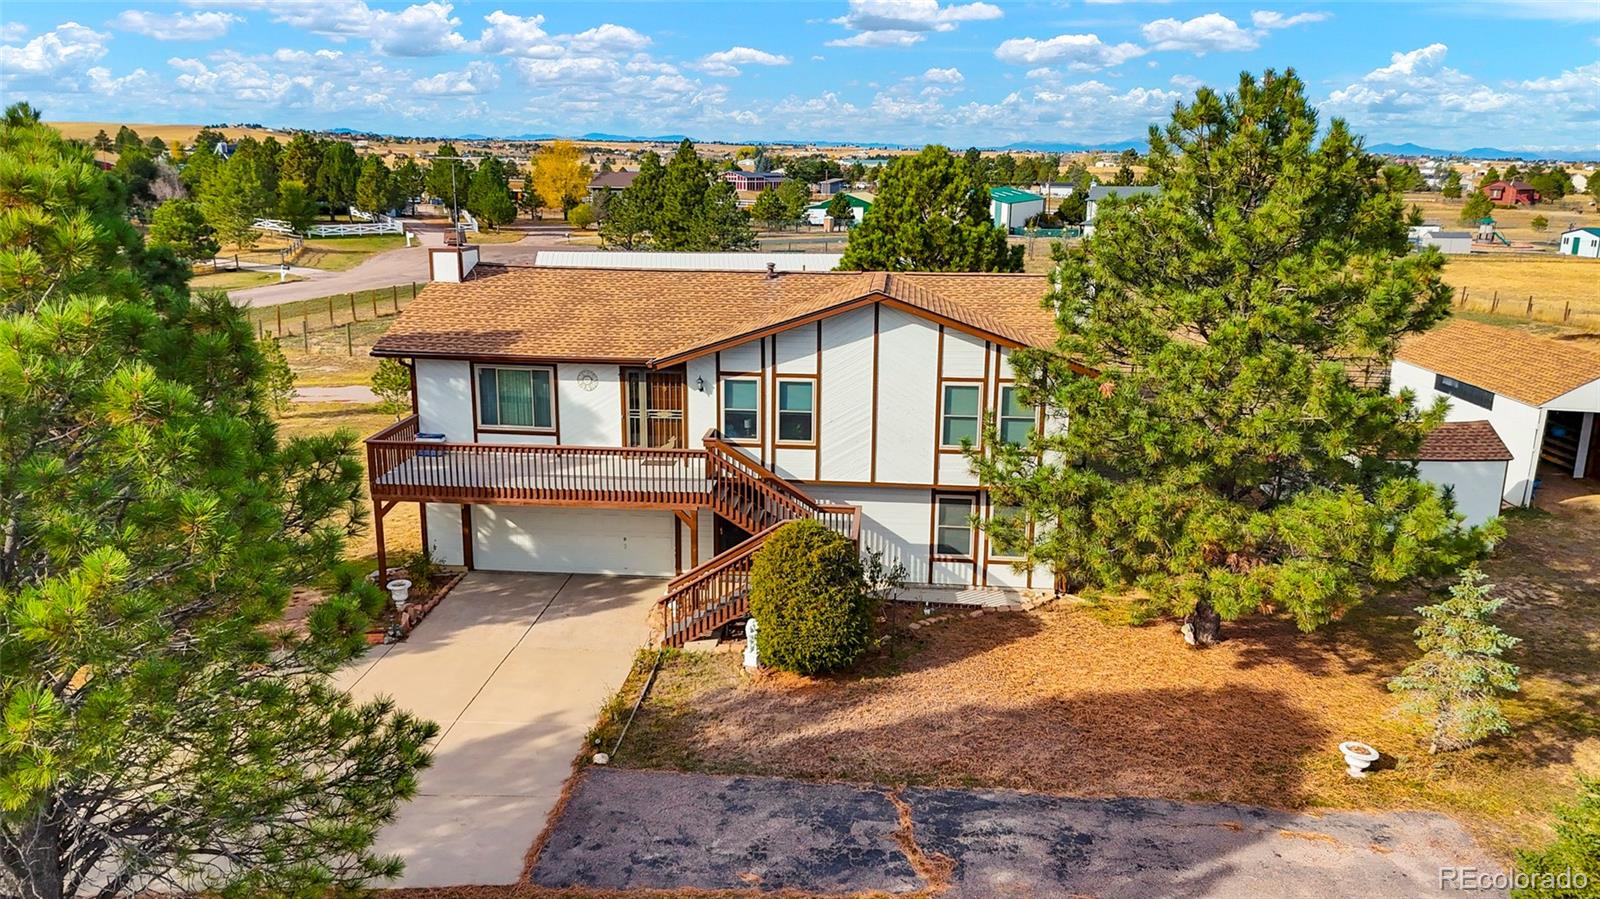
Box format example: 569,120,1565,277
1518,61,1600,92
412,60,500,96
1141,13,1259,53
1368,42,1447,78
265,0,468,56
995,33,1146,70
1169,73,1202,90
923,66,964,84
565,23,651,53
111,10,241,41
829,0,1002,48
1250,10,1329,30
0,22,110,77
475,11,558,57
693,46,790,77
1493,0,1600,22
1323,44,1530,141
2,22,29,42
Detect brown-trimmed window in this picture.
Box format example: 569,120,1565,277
477,365,554,430
934,495,976,558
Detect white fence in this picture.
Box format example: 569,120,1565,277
252,209,405,238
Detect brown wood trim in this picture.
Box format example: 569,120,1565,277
460,504,474,569
470,362,560,439
814,321,824,478
933,325,945,485
673,512,683,575
870,303,880,483
929,490,980,584
373,349,654,366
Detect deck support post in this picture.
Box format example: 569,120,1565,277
374,500,394,587
673,509,700,572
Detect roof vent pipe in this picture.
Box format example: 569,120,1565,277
766,262,777,279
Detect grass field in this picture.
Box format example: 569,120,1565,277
1404,192,1599,245
1441,254,1600,330
190,270,302,291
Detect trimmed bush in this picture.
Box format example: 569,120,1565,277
749,520,874,675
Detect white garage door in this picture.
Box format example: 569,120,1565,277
471,506,676,576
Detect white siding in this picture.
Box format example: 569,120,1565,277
774,324,819,374
416,359,473,439
1391,359,1543,505
424,503,464,566
772,447,816,481
719,340,761,373
942,330,987,378
471,506,676,575
1417,460,1506,529
819,306,875,482
556,363,622,445
816,486,936,583
875,307,938,484
686,356,718,440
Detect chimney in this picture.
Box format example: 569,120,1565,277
766,261,777,279
428,244,480,283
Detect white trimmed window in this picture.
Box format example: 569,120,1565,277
477,365,554,430
776,379,815,444
722,378,759,441
934,495,976,558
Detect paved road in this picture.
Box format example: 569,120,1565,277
229,233,592,307
533,768,1505,897
337,572,661,888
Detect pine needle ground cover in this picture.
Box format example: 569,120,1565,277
610,490,1599,860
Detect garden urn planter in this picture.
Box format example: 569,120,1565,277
387,578,414,611
743,617,759,670
1338,741,1380,778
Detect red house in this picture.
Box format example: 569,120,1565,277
1482,180,1541,206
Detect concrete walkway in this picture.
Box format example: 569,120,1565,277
534,769,1506,897
339,572,662,887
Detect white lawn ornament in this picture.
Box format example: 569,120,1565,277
1339,741,1380,778
743,617,759,670
386,578,413,612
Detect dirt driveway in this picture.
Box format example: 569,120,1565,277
338,572,662,888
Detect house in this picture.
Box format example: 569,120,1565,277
1482,180,1541,206
1413,421,1513,527
989,186,1045,231
1084,184,1161,236
1558,226,1600,258
587,170,637,219
722,171,788,192
1418,230,1472,255
1391,320,1600,507
1035,181,1075,199
367,255,1062,646
813,178,847,196
805,192,872,228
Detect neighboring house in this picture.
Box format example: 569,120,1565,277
368,256,1063,645
1035,181,1075,199
805,192,872,228
1413,421,1512,528
1391,320,1600,506
813,178,847,196
586,170,637,219
989,186,1045,231
1418,230,1472,255
1482,180,1541,206
1558,226,1600,258
1084,184,1161,236
723,171,788,192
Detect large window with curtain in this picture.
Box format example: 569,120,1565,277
476,365,554,430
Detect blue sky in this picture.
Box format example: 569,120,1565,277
1,1,1596,151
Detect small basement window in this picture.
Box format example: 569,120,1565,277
934,495,976,558
1435,374,1494,410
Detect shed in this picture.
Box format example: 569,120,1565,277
1084,184,1161,235
1419,230,1472,255
813,178,847,196
989,186,1045,231
1413,421,1512,527
1391,320,1600,506
1559,227,1600,258
805,192,873,228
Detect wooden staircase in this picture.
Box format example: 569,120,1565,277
659,431,860,647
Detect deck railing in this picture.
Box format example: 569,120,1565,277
366,415,709,507
660,523,781,647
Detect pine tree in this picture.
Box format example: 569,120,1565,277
1460,190,1494,225
1515,777,1600,899
147,198,219,262
316,140,360,217
280,132,324,190
199,154,273,250
0,107,435,899
355,154,392,214
466,156,516,229
599,152,661,249
969,70,1487,645
1389,568,1520,753
277,179,319,235
1441,170,1462,199
751,188,787,231
392,157,425,214
825,192,853,226
839,145,1022,272
426,142,471,210
91,128,113,152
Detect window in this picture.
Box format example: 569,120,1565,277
722,378,759,440
1434,374,1494,410
988,504,1025,559
941,384,981,447
777,379,815,443
997,386,1036,446
934,495,976,557
477,366,553,429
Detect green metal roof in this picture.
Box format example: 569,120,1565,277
806,193,873,210
989,186,1044,204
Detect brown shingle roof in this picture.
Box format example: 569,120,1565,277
1396,319,1600,407
373,265,1056,364
1416,420,1513,462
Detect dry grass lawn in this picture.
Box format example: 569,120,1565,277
1440,255,1600,331
1404,192,1599,244
611,484,1600,860
190,269,302,291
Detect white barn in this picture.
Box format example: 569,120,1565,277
1391,320,1600,507
989,186,1045,231
1084,184,1161,236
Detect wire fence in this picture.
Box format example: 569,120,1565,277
246,282,421,354
1453,284,1599,330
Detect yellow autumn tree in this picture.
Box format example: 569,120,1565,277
529,139,592,220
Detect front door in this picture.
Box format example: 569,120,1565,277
623,367,687,448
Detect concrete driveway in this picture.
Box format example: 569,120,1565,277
338,572,662,887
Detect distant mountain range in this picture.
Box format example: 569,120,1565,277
1364,142,1600,162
